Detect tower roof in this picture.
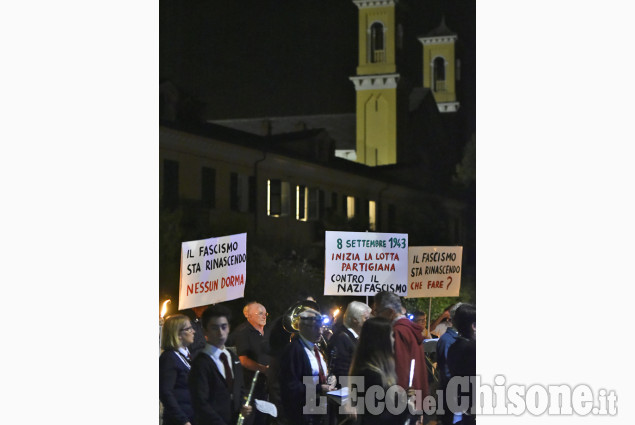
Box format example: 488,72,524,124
425,16,457,37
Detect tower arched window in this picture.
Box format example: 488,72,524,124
433,57,446,91
370,22,385,63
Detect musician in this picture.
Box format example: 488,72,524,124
267,295,318,425
189,304,252,425
232,302,271,425
279,307,335,425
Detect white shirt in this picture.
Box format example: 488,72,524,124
202,343,234,380
175,346,191,369
345,326,359,339
299,335,328,387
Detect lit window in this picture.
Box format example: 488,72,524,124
347,196,355,219
369,200,377,231
296,185,306,220
296,185,321,221
268,179,290,217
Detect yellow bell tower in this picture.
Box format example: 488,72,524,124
350,0,399,166
419,17,460,113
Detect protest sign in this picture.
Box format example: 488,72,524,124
324,231,408,296
406,246,463,298
178,233,247,310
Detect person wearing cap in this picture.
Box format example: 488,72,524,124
278,307,335,425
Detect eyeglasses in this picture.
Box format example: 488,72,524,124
180,326,194,332
253,312,269,317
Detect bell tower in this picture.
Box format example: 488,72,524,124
350,0,400,166
419,17,460,113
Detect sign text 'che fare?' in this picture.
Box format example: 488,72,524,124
324,231,409,296
406,246,463,298
178,233,247,310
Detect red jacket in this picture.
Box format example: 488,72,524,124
393,317,429,395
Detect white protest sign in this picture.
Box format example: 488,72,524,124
406,246,463,298
178,233,247,310
324,231,408,296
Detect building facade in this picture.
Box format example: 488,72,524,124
160,121,466,249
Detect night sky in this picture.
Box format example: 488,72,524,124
160,0,475,134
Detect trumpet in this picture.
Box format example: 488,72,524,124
236,370,260,425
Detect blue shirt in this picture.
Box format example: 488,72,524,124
436,327,459,382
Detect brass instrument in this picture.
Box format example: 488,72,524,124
282,300,329,362
236,370,260,425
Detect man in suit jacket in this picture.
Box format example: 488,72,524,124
279,308,335,425
327,301,371,385
189,305,253,425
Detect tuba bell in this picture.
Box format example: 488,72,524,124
282,300,330,362
282,300,322,334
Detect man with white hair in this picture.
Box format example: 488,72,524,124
327,301,371,385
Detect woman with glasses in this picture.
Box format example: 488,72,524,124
160,314,197,425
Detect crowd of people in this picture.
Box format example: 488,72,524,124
159,292,476,425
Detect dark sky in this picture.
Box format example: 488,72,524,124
160,0,475,132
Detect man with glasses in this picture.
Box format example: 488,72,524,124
233,302,271,425
279,308,335,425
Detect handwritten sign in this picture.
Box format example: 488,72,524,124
178,233,247,310
406,246,463,298
324,231,408,296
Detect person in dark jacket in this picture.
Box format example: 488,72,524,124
278,307,335,425
327,301,371,386
189,304,252,425
436,302,463,425
446,304,476,425
188,305,210,359
160,314,196,425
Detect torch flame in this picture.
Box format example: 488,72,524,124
161,299,171,318
333,308,340,318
